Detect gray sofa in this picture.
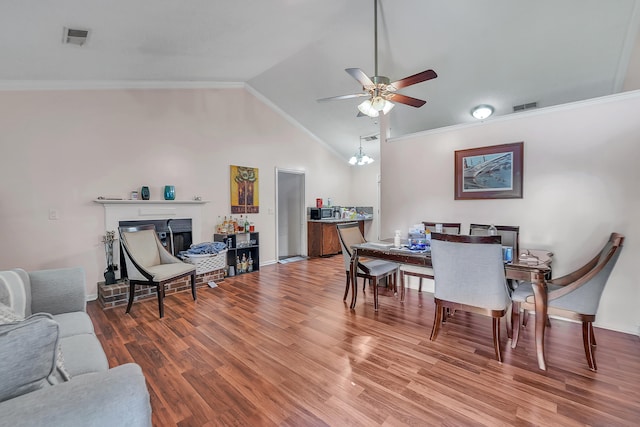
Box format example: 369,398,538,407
0,267,152,427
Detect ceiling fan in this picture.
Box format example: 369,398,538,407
318,0,437,118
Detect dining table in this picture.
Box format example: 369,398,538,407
348,241,553,370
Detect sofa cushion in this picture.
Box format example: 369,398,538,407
28,268,86,315
52,312,95,338
0,271,28,318
0,363,152,427
0,314,58,402
59,334,109,377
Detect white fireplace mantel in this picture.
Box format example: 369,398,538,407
95,199,209,278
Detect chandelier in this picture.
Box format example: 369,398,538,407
349,136,374,165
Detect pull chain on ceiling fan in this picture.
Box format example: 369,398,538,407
318,0,437,118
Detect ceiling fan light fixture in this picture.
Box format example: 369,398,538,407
381,99,395,114
471,104,494,120
358,99,380,117
371,96,386,110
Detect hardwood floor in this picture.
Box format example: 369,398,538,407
87,256,640,426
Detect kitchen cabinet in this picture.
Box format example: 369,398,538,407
307,220,365,257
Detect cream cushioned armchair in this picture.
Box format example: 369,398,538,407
119,224,196,318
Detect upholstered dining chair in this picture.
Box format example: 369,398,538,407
119,224,196,318
336,222,399,311
400,222,461,292
470,224,520,258
429,233,511,362
511,232,624,371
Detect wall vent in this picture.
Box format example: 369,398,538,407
513,102,538,112
63,27,90,46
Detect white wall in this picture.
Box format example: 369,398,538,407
0,87,352,297
380,91,640,335
349,162,381,242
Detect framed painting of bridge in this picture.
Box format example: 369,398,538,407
454,142,523,200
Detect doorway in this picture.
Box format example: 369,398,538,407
276,168,306,263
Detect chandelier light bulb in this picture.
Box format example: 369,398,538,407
347,137,375,166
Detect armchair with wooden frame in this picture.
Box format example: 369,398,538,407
511,232,624,371
119,224,197,318
336,222,399,311
400,222,461,292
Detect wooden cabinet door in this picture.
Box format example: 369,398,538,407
322,223,341,255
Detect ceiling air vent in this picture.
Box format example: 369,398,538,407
513,102,538,112
63,27,90,46
362,135,379,142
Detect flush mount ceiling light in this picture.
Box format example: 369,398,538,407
349,136,375,166
471,104,494,120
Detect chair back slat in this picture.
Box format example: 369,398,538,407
336,222,366,271
422,222,461,235
470,224,519,257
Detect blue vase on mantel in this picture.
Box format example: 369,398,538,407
164,185,175,200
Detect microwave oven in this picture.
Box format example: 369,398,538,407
310,207,333,219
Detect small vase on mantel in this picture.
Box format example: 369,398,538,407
164,185,175,200
141,186,150,200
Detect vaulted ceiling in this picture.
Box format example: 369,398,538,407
2,0,639,160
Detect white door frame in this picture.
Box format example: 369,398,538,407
275,168,306,259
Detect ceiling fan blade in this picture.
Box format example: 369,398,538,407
345,68,375,88
390,69,437,90
317,93,370,102
388,93,427,108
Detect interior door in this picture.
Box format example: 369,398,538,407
276,169,305,261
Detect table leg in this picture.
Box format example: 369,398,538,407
531,273,548,370
349,250,359,310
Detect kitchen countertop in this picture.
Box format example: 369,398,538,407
308,217,373,223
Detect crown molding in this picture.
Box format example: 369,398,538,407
0,80,244,91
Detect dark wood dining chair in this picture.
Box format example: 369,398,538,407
400,222,461,292
429,233,510,362
336,222,399,311
119,224,196,318
469,224,520,258
511,232,624,371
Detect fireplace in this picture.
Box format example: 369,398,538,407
95,199,225,310
96,199,207,280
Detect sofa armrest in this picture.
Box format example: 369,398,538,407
0,363,152,427
29,268,86,315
